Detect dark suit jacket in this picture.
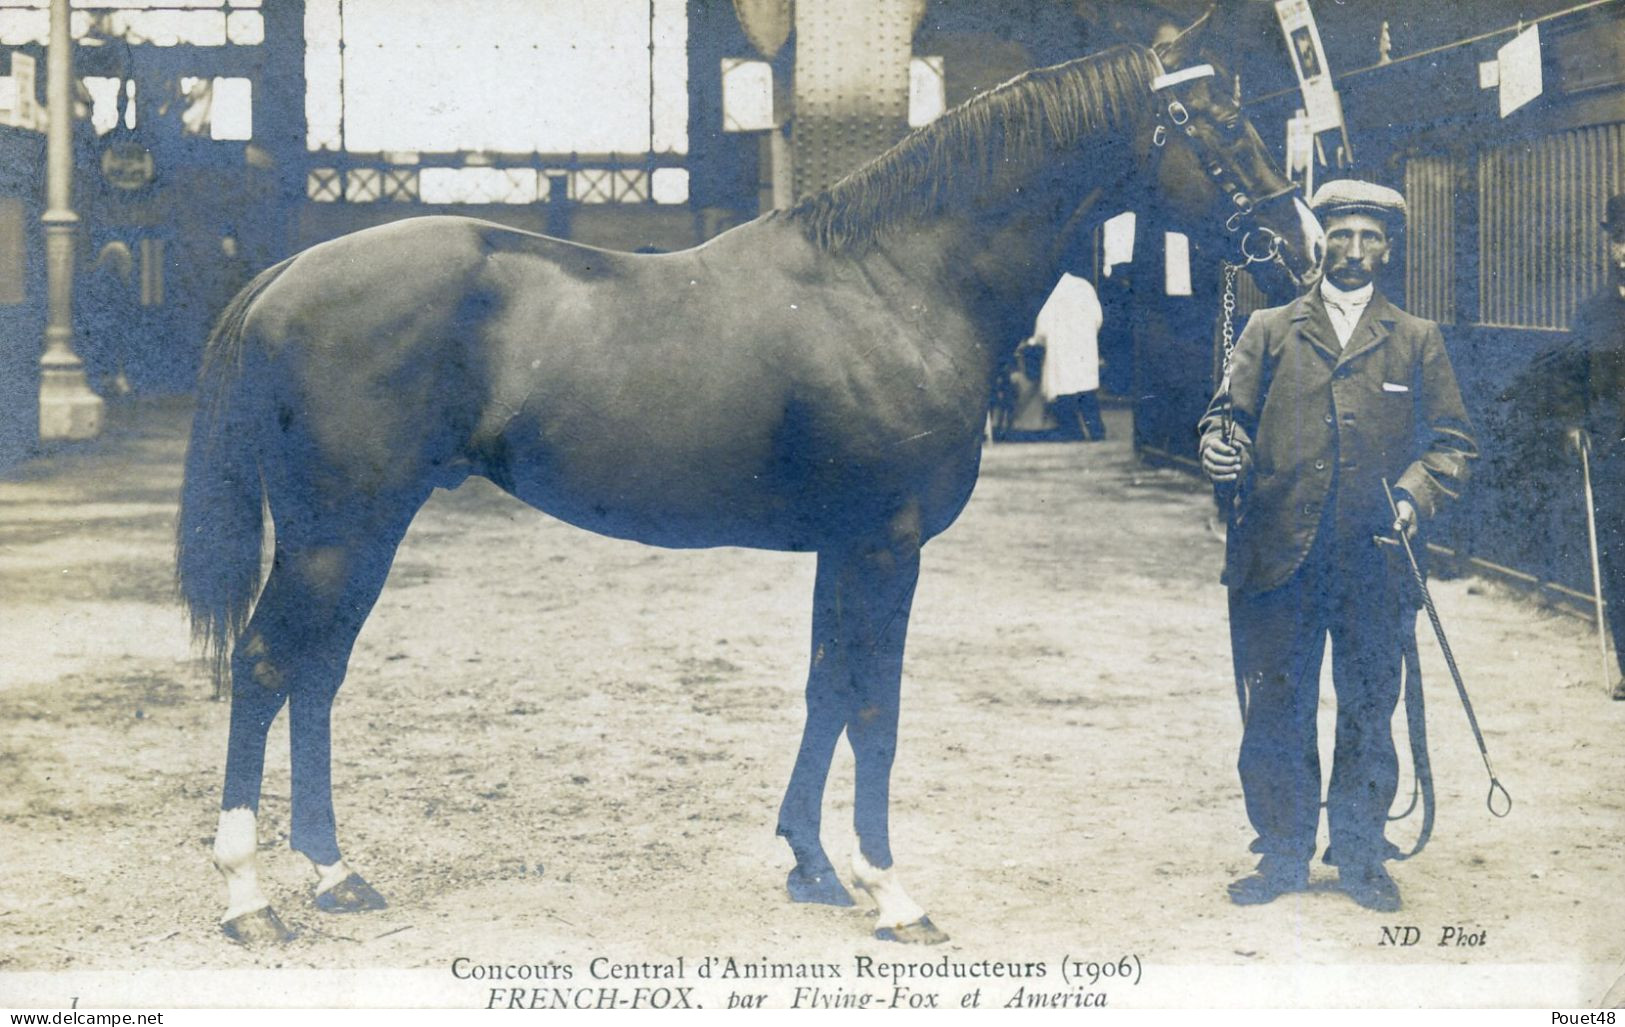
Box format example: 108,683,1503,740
1529,287,1625,459
1200,288,1478,594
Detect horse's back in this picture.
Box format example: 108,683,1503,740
231,214,986,552
250,216,607,335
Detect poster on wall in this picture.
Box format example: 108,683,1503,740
10,51,36,129
1497,24,1544,117
1273,0,1344,134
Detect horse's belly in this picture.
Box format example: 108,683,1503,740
488,420,821,550
492,409,976,552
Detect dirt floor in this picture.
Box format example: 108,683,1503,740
1,398,1622,1009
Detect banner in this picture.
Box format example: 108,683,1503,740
1273,0,1343,135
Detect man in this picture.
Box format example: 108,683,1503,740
1538,192,1625,700
1199,180,1477,912
1033,272,1108,441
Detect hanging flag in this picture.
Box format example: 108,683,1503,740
1497,25,1543,118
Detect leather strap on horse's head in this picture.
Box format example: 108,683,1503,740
1146,51,1299,270
1151,62,1216,94
1147,55,1215,151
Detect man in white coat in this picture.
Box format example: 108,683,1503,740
1034,272,1107,441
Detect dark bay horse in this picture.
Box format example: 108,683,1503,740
177,17,1323,945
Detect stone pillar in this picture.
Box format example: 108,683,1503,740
40,0,103,441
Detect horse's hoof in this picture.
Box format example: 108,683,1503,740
787,866,856,907
221,906,296,946
874,916,948,945
314,872,388,913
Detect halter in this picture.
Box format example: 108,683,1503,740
1147,56,1299,264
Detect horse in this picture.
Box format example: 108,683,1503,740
176,10,1324,946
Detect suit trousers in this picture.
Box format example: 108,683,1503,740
1229,514,1403,867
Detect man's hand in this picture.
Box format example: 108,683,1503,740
1392,498,1418,542
1202,434,1245,484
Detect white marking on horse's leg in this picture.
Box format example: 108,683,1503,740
310,856,352,896
214,807,270,922
851,849,928,929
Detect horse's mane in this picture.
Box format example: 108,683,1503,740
783,44,1160,254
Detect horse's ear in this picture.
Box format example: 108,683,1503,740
1154,3,1216,70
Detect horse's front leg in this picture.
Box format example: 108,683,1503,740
778,552,857,906
840,511,946,944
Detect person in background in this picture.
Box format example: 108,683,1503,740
1199,180,1477,913
1033,271,1108,441
1533,192,1625,701
80,240,136,397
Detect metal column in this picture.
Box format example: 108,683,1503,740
40,0,103,441
791,0,914,199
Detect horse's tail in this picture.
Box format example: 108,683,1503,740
175,256,295,689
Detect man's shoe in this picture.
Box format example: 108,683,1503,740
1611,678,1625,701
1339,863,1402,912
1227,860,1308,906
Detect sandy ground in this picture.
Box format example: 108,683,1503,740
1,398,1622,1008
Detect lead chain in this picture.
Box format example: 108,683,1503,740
1219,261,1239,444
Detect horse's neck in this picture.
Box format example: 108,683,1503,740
887,168,1115,347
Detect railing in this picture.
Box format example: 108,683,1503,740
304,152,690,206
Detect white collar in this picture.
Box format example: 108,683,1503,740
1320,279,1374,309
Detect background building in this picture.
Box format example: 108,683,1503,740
1,0,1621,599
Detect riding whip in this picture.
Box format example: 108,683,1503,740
1387,624,1434,859
1578,433,1614,692
1382,478,1512,819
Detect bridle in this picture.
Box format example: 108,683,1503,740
1148,55,1308,443
1148,58,1301,276
1046,52,1307,288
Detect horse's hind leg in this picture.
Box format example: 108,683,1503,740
216,645,292,943
214,488,425,942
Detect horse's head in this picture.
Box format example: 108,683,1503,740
1145,7,1325,290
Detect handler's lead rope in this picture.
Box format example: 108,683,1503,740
1382,479,1512,819
1218,262,1240,445
1216,233,1284,447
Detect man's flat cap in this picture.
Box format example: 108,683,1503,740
1310,179,1408,224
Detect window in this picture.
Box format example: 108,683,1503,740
909,56,944,128
305,0,687,156
0,2,262,48
1102,211,1135,275
1164,232,1192,297
1476,124,1625,330
166,75,251,140
0,197,25,306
